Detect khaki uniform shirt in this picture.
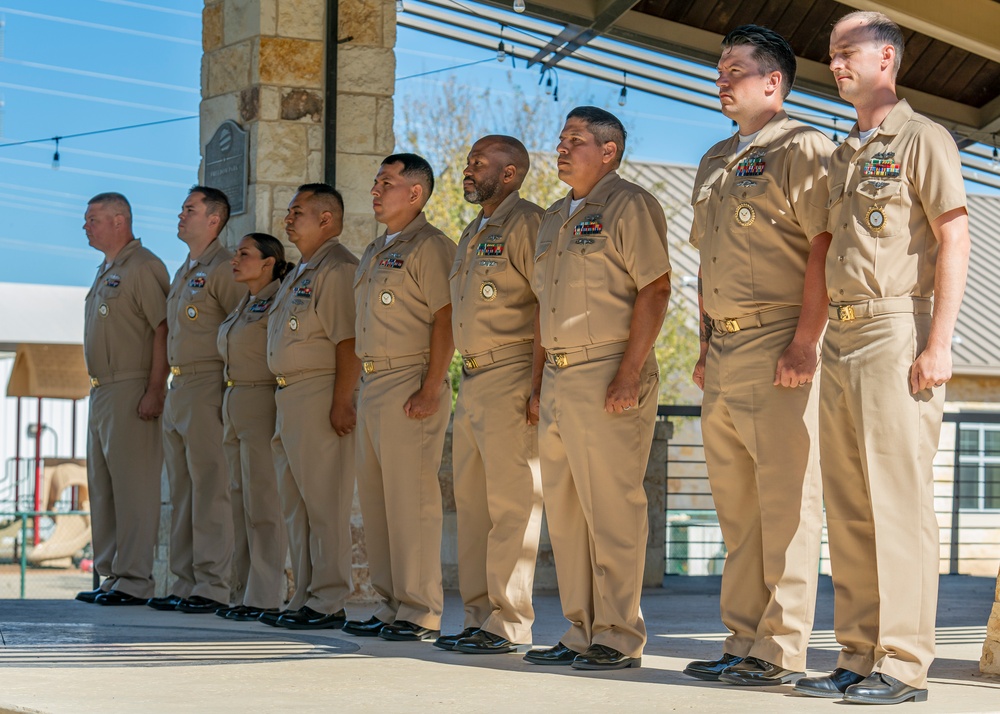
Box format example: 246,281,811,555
84,239,169,378
533,171,671,350
267,238,359,377
450,191,543,356
354,212,456,360
690,111,834,319
166,239,245,368
827,100,967,302
217,280,280,383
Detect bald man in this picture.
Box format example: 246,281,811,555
435,136,544,655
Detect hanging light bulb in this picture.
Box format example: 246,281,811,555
51,137,60,170
396,0,404,12
618,71,628,107
544,73,553,95
497,25,506,62
993,134,999,170
832,116,839,143
553,85,559,102
513,0,526,13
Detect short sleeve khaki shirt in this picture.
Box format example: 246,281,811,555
533,171,671,350
826,100,967,302
690,111,834,319
217,279,280,383
450,191,543,356
266,237,359,377
354,212,456,360
166,239,246,367
84,238,169,378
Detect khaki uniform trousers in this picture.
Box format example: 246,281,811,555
223,385,287,610
271,375,355,614
702,320,823,670
453,357,543,644
820,312,943,689
356,365,449,629
538,352,658,659
87,379,162,599
162,372,233,603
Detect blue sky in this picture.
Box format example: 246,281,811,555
0,1,994,288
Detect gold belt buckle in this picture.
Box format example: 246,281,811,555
363,361,376,375
170,366,181,376
463,356,478,370
724,319,741,333
276,376,287,388
90,377,100,388
226,379,235,387
551,353,569,369
838,305,856,321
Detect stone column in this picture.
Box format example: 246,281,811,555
199,0,395,255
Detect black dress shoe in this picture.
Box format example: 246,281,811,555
75,588,105,604
794,668,867,698
343,615,388,637
259,608,298,627
719,656,803,686
523,642,579,666
176,595,226,614
571,644,641,670
433,627,479,651
230,606,277,622
843,672,928,704
147,594,183,611
454,629,531,654
95,590,147,606
277,606,347,630
683,653,744,681
379,620,440,642
215,605,245,619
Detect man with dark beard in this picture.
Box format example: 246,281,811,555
433,135,545,655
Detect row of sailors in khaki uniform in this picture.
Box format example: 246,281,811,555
77,106,672,673
78,11,970,697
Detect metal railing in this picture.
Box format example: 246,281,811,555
0,510,92,598
658,405,1000,577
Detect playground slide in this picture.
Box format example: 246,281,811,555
26,461,92,565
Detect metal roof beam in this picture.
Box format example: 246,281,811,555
526,0,640,69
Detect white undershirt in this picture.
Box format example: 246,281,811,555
858,126,879,145
295,262,308,278
478,216,489,233
736,130,760,155
384,231,401,246
569,196,587,215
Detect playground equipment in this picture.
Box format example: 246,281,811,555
26,459,90,564
2,343,91,565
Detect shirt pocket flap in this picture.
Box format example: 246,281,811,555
565,236,608,256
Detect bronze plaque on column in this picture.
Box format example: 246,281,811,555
204,120,248,216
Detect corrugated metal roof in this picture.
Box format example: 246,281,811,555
621,160,1000,376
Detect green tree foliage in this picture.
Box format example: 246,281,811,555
397,75,698,405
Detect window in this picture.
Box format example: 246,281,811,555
958,424,1000,510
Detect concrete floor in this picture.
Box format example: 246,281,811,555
1,575,998,713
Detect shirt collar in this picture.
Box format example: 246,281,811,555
376,212,429,252
97,237,142,272
844,99,912,152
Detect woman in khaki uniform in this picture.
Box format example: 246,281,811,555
216,233,292,621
